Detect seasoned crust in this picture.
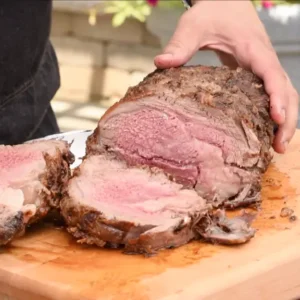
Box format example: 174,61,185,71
61,193,255,256
60,198,198,256
0,209,24,246
26,145,75,225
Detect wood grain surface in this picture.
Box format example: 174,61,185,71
1,131,300,300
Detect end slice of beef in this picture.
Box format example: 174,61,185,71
86,65,275,209
0,140,74,246
60,155,255,256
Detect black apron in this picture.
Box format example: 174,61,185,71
0,0,60,145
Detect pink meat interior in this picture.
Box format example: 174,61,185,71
69,155,206,222
98,101,259,201
0,140,66,189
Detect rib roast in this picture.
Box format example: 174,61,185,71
60,65,274,255
87,66,275,209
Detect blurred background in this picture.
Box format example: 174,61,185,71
50,0,300,132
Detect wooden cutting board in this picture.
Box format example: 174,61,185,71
1,131,300,300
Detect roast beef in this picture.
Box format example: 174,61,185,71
87,65,275,209
0,140,74,246
60,155,255,255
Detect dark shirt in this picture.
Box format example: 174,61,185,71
0,0,60,145
0,0,192,145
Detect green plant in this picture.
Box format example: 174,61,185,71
103,0,152,27
88,0,299,28
88,0,183,27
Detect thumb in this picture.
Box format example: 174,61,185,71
154,12,201,69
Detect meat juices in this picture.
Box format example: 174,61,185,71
0,140,74,245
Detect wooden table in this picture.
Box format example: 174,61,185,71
1,131,300,300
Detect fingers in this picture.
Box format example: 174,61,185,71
154,11,201,69
246,44,287,126
153,3,299,155
261,67,287,126
237,42,298,153
273,79,299,153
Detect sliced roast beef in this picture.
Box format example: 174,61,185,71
86,65,275,209
0,140,74,246
60,155,255,255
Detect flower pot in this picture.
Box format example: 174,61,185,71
146,4,300,126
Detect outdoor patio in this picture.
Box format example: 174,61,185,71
50,3,160,132
52,98,106,132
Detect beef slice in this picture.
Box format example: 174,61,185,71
0,140,74,245
60,155,255,256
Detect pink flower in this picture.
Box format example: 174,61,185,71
262,0,274,9
146,0,159,7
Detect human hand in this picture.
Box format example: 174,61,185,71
154,0,299,154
